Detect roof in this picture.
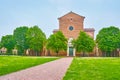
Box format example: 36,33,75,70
58,11,85,19
84,28,95,32
53,29,59,33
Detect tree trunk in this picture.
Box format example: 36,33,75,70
56,51,59,56
48,50,51,56
7,49,11,55
118,49,120,57
104,52,106,57
56,52,58,56
102,51,105,57
83,51,85,57
113,51,115,57
35,51,38,56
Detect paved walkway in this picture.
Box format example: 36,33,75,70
0,57,73,80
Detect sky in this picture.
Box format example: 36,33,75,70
0,0,120,40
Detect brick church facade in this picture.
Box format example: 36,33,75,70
53,11,95,56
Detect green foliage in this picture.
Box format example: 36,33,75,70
0,35,16,54
63,58,120,80
26,25,46,55
0,38,2,49
73,31,95,56
0,38,1,48
47,31,67,55
96,26,120,54
0,41,2,48
118,32,120,48
13,26,29,55
0,56,58,76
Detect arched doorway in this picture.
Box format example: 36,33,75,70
67,38,75,56
69,47,73,56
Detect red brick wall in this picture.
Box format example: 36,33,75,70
58,12,85,39
85,31,94,38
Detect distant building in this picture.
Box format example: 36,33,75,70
53,11,95,56
0,47,7,54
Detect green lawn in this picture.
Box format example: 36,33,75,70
63,57,120,80
0,56,58,76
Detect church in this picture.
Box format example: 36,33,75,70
52,11,95,56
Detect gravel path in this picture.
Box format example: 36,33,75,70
0,57,73,80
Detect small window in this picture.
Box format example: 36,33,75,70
69,26,74,31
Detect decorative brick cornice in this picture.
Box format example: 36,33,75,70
53,29,59,33
58,11,85,20
84,28,95,32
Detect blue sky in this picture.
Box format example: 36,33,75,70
0,0,120,39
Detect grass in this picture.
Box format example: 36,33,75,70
63,57,120,80
0,56,59,76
